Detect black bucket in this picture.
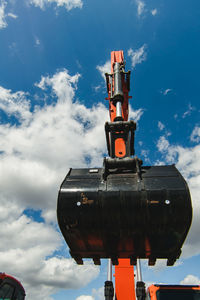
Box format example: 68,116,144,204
57,164,192,266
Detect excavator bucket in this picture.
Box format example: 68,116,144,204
57,50,192,266
57,162,192,266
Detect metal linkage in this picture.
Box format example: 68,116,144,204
136,259,146,300
103,156,143,180
113,62,124,121
104,260,114,300
104,281,114,300
105,120,136,158
107,259,112,282
136,259,142,282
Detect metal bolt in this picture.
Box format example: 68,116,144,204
165,200,170,205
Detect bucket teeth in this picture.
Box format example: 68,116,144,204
93,257,101,265
130,256,137,265
148,258,156,266
111,257,119,266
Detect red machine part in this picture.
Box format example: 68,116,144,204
114,259,136,300
0,273,25,300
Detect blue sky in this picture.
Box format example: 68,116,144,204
0,0,200,299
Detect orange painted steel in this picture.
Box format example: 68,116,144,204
114,259,136,300
148,284,200,300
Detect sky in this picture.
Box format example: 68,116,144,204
0,0,200,299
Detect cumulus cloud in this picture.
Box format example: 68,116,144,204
0,0,18,29
151,8,157,16
158,121,165,131
96,60,111,80
182,103,195,118
76,286,104,300
128,45,147,69
0,198,99,299
0,0,7,28
129,106,144,122
190,126,200,143
0,68,143,299
0,70,106,299
0,86,31,123
0,70,108,222
134,0,157,18
156,135,169,152
29,0,83,11
135,0,145,17
180,274,200,285
156,133,200,259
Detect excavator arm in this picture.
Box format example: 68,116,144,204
57,50,193,299
57,50,192,266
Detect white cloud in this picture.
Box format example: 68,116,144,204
0,70,108,223
151,8,157,16
156,135,169,152
0,199,99,299
129,106,144,122
141,149,150,162
29,0,83,11
92,286,104,300
0,1,18,29
174,113,178,120
134,1,157,18
160,88,173,96
135,0,145,17
0,70,105,299
0,0,7,29
0,68,144,299
96,60,111,80
182,103,195,118
7,12,18,18
76,296,94,300
0,86,31,123
158,121,165,131
3,252,99,299
180,274,200,285
190,126,200,143
35,37,40,45
77,286,104,300
162,88,172,95
128,45,147,69
93,85,101,92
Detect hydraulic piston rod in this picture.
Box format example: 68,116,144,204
113,62,123,121
136,259,146,300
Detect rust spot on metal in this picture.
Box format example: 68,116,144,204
148,200,159,204
81,193,94,205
